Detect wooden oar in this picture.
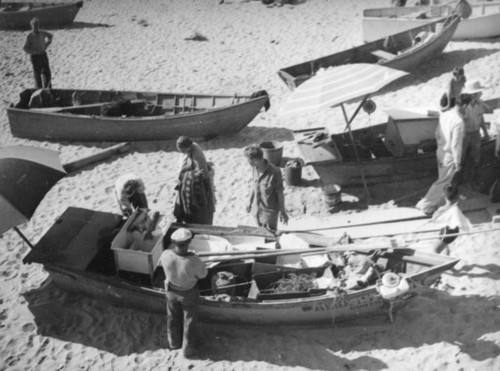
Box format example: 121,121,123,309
197,247,325,257
63,142,130,173
201,242,408,263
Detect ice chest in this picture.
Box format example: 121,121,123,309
110,210,164,281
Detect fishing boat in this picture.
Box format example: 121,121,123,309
292,109,497,189
0,1,83,30
7,88,270,142
362,1,500,42
23,206,459,326
277,15,460,90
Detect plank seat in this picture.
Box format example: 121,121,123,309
371,49,396,60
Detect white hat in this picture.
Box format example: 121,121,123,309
463,80,486,95
171,228,193,243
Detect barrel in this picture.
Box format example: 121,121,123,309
322,184,342,210
259,141,283,166
285,159,302,186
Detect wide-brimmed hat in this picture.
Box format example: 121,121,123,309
463,80,486,95
171,228,193,243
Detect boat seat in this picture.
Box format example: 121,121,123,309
371,49,396,60
19,6,30,11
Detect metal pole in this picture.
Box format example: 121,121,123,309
14,227,34,249
340,96,371,203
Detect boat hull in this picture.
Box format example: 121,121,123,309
362,3,500,42
278,15,460,90
0,1,83,30
7,89,269,142
24,207,459,326
293,125,497,188
45,265,414,325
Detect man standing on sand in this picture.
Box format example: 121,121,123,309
416,94,469,215
244,145,288,232
159,228,207,359
23,17,53,89
459,80,490,188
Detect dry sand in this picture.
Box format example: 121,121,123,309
1,0,500,370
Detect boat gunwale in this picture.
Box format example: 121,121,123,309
293,126,496,167
277,14,460,89
7,94,269,122
32,243,459,308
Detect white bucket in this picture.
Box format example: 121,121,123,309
189,234,231,255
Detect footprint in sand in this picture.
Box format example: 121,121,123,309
22,322,36,333
104,185,114,194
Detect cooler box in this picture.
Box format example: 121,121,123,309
110,210,164,280
384,109,439,157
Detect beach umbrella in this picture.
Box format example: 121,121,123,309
279,63,408,117
279,64,408,202
0,146,66,247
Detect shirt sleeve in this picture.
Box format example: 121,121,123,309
43,30,53,42
273,167,284,192
196,258,208,279
451,121,464,166
23,34,32,54
192,145,209,176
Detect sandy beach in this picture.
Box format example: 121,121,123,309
1,0,500,370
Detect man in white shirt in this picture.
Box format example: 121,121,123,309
159,228,207,358
416,94,469,215
23,17,53,88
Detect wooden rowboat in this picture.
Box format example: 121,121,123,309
362,2,500,42
292,109,497,189
7,88,270,142
0,1,83,30
278,15,460,90
23,206,459,326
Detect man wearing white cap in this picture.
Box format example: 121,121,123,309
159,228,207,358
460,80,490,187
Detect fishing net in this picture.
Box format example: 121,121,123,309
265,273,317,294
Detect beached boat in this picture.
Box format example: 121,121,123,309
362,2,500,42
292,109,497,188
277,15,460,90
23,206,459,326
0,1,83,30
7,88,270,142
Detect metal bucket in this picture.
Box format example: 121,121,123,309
285,159,302,186
259,141,283,166
322,184,342,210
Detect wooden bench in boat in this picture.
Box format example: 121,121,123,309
30,100,145,113
30,102,115,113
371,49,396,60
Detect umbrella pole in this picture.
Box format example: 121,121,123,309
340,99,371,204
14,227,34,249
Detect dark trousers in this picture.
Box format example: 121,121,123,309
166,285,199,351
174,202,214,225
255,208,278,232
30,53,52,89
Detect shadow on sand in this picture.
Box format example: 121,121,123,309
68,21,113,29
23,277,500,368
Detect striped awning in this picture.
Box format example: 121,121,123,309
279,64,408,116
